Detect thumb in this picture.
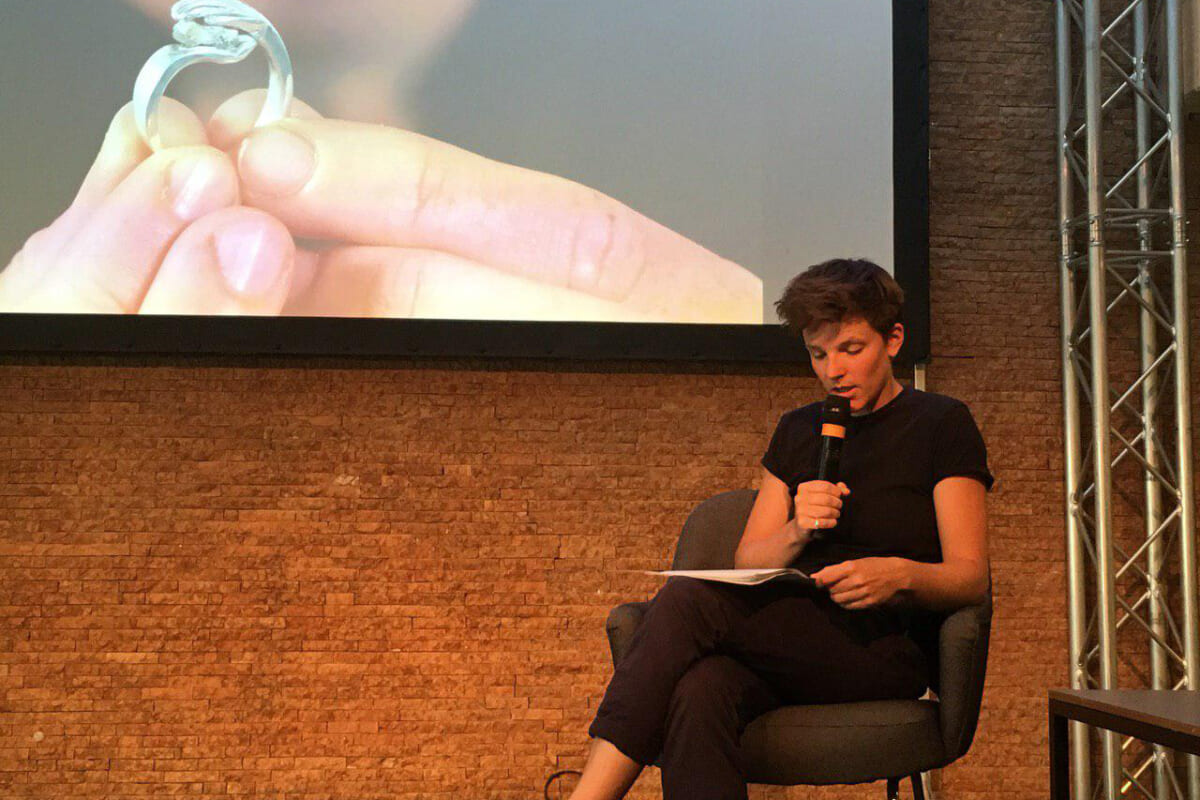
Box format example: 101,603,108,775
139,207,294,315
838,482,851,496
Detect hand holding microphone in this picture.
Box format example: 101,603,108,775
795,394,852,535
794,480,850,533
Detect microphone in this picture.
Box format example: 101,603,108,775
817,394,851,483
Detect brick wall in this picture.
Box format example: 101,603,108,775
2,2,1198,798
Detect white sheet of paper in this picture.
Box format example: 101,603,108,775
646,568,814,586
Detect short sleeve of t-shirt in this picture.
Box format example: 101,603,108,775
760,412,795,485
760,407,821,490
932,401,995,490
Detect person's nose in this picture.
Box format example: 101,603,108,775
827,353,847,383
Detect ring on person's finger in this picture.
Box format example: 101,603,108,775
134,0,294,152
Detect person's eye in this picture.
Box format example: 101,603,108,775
845,347,864,356
810,352,825,360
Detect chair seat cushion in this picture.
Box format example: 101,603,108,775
740,699,945,785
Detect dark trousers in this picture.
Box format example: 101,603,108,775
588,577,929,800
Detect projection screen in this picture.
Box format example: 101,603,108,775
0,1,929,362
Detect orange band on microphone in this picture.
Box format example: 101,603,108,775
821,423,847,439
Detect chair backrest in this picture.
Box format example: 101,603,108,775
669,489,992,767
934,582,992,762
670,489,758,570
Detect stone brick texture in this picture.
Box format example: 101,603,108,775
3,1,1200,798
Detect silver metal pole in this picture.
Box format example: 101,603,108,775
1083,3,1122,796
1133,5,1171,798
1056,5,1199,798
1057,3,1095,797
1163,5,1200,799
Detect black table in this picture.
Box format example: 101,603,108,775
1050,689,1200,799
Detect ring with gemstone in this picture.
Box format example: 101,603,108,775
134,0,294,152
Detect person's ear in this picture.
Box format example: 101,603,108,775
885,323,905,358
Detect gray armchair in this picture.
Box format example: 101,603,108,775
604,489,991,800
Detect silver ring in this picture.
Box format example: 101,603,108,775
134,0,294,152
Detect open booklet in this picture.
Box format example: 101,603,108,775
646,568,815,588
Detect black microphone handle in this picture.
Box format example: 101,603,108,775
817,437,841,483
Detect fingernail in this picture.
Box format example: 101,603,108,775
238,126,316,197
170,151,233,220
215,221,281,297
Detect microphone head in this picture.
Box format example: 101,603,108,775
821,394,851,428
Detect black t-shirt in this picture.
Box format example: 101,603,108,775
761,386,993,574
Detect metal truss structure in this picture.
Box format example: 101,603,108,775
1056,1,1199,799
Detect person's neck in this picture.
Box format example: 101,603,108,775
853,379,904,417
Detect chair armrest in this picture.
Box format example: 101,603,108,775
605,602,651,668
936,594,992,762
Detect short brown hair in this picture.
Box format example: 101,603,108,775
774,258,904,337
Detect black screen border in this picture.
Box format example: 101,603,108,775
0,1,929,366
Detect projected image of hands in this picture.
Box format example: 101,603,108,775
0,93,761,323
0,0,763,323
2,1,896,326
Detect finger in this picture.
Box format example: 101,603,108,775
282,246,662,321
6,99,210,291
139,207,294,315
206,89,324,152
797,508,840,528
406,252,662,322
831,587,869,606
282,246,408,317
23,147,239,313
801,486,838,505
0,225,67,307
831,593,855,608
824,576,853,593
235,118,762,322
843,590,873,608
811,568,836,589
800,512,838,531
75,99,208,209
838,482,852,496
795,487,838,508
813,562,851,588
